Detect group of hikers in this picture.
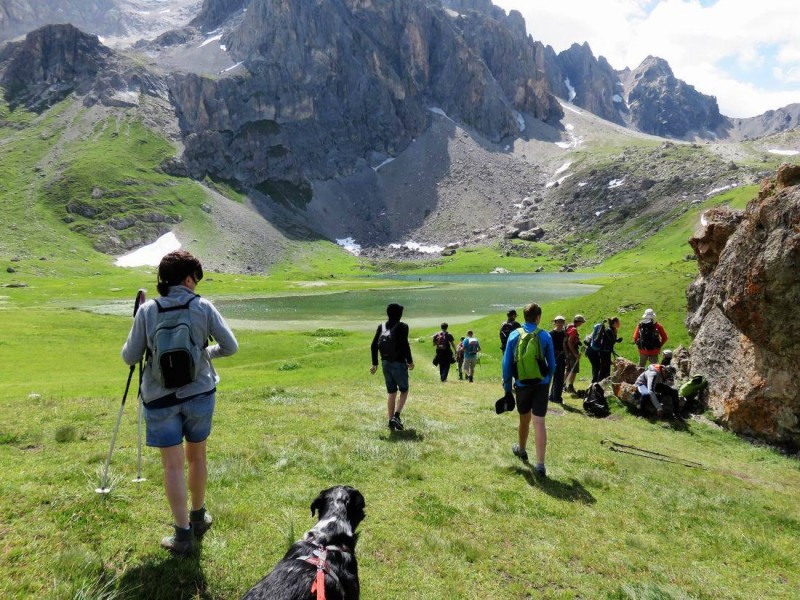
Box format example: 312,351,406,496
369,301,678,478
430,323,482,383
121,249,685,555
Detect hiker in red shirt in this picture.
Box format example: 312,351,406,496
564,314,586,394
632,308,668,367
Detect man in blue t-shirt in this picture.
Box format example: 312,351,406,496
501,302,556,477
462,330,481,382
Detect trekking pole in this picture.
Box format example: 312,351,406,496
96,289,147,494
132,289,147,484
600,439,706,469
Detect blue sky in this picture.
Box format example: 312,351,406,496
492,0,800,118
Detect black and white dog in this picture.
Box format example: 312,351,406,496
242,486,366,600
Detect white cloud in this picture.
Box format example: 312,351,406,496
493,0,800,117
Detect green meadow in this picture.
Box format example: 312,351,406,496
2,187,799,599
1,101,798,598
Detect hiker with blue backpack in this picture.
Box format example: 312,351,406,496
633,308,668,367
121,250,239,555
462,330,481,383
585,317,623,383
500,302,556,477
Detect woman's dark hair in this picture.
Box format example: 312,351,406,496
157,250,203,296
609,317,620,327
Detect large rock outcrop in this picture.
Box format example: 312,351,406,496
558,43,624,125
686,164,800,449
171,0,563,195
621,56,724,138
0,24,168,112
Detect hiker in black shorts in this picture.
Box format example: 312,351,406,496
370,303,414,431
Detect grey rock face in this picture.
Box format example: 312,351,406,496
687,164,800,449
170,0,563,205
0,24,111,110
558,43,624,125
623,56,723,138
0,24,168,112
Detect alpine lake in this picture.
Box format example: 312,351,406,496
214,273,599,331
89,273,599,331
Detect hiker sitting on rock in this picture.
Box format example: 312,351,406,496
635,363,679,419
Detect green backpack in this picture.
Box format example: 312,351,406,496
514,327,546,384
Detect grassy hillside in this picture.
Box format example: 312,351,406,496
1,99,798,599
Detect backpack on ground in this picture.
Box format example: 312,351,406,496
638,320,659,350
434,331,449,351
151,295,203,389
513,327,547,384
378,322,398,361
679,375,708,399
679,375,708,413
583,383,610,417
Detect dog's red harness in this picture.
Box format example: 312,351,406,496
297,543,352,600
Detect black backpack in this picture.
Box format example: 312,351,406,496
499,320,517,350
434,331,449,351
151,295,202,389
638,320,659,350
378,323,398,361
583,383,610,418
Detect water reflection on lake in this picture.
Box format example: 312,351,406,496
215,273,599,331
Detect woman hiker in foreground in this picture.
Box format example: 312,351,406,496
122,250,238,555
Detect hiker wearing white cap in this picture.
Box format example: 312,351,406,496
548,316,567,403
633,308,668,367
564,314,586,394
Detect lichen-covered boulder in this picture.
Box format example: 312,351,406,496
686,164,800,449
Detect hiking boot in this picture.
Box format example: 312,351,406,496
512,444,528,462
161,525,194,555
388,418,397,431
566,384,577,394
469,376,473,383
190,507,212,539
551,397,563,404
534,464,547,478
393,415,404,431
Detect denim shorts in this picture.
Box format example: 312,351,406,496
382,360,409,393
144,390,215,447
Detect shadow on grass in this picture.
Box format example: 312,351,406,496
118,551,208,600
624,406,695,434
383,428,425,442
558,403,585,415
508,465,596,504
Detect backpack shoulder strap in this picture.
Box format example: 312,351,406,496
155,294,198,313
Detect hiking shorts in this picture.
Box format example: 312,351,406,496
515,383,549,417
144,390,215,447
382,360,409,394
566,353,579,375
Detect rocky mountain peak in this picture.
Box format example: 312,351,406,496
623,54,723,138
0,23,111,111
